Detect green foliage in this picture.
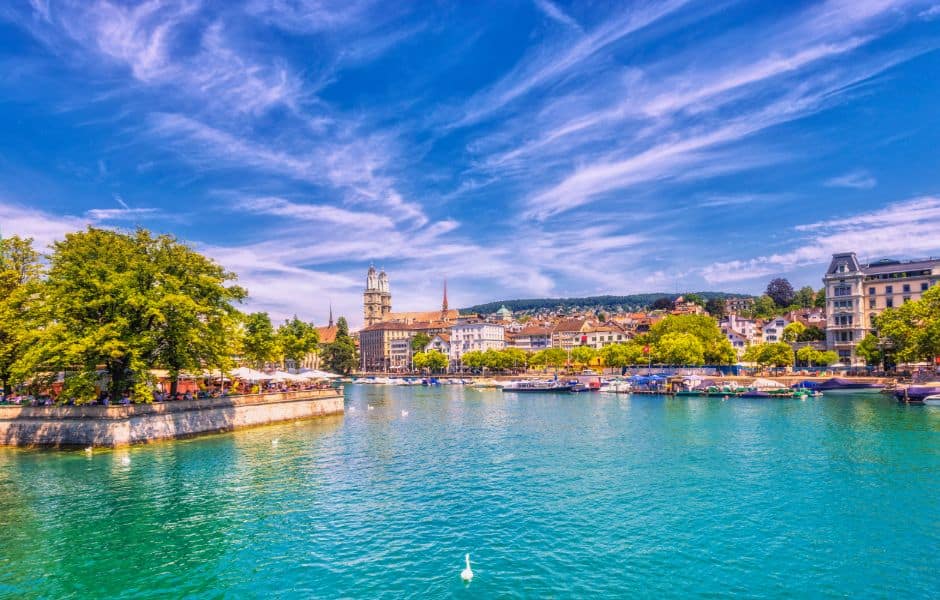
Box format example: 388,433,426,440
569,345,596,366
748,295,779,319
781,321,806,343
704,298,725,317
875,286,940,363
413,349,448,372
18,228,245,403
743,342,794,367
276,316,319,365
654,332,705,366
647,314,736,364
814,287,826,309
797,326,826,342
794,286,816,308
855,333,884,367
529,348,567,368
410,332,431,353
0,235,42,398
683,293,705,306
241,312,279,368
460,350,485,369
322,316,358,375
598,342,646,367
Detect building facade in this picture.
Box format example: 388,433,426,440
359,322,413,371
823,252,940,365
449,321,506,365
363,265,392,327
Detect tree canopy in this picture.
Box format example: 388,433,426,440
766,278,795,307
743,342,794,367
17,228,245,402
242,312,279,368
647,314,736,364
0,235,43,399
276,316,319,366
322,317,359,375
875,285,940,364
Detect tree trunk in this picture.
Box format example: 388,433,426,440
170,376,179,398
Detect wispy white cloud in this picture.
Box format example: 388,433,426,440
85,207,159,221
533,0,581,30
701,196,940,282
824,170,877,189
234,196,395,230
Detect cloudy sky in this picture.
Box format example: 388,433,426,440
2,0,940,327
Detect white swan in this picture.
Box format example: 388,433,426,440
461,554,473,582
401,410,409,417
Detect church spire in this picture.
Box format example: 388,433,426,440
328,301,334,328
441,278,449,321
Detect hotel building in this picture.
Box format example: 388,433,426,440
823,252,940,365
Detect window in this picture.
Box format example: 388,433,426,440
886,285,893,294
923,282,930,291
834,285,851,297
886,298,894,308
903,284,910,293
868,287,875,296
869,299,876,309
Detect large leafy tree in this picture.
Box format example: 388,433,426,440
0,235,43,399
410,332,431,353
654,332,705,366
766,278,795,307
781,322,806,343
793,286,816,308
599,342,646,367
322,317,358,375
704,298,725,317
743,342,794,367
413,349,448,372
570,345,596,367
749,295,779,319
647,314,736,364
876,286,940,363
242,312,279,368
276,316,320,367
855,333,884,367
20,228,245,402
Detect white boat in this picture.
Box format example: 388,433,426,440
600,381,632,394
924,394,940,406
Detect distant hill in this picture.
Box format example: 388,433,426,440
461,292,750,315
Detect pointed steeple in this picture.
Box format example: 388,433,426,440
441,278,449,321
328,301,334,328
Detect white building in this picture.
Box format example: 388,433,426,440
761,317,790,343
450,321,506,365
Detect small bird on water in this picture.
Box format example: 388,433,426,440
461,554,473,582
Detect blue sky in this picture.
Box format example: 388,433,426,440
1,0,940,327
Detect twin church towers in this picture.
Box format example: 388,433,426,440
363,265,392,326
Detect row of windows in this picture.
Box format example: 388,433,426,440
868,282,929,295
864,269,932,281
870,296,912,309
833,315,853,326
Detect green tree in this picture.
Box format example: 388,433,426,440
648,314,735,364
241,312,279,368
782,321,806,343
482,348,508,370
276,316,320,368
796,346,820,366
19,228,245,402
876,286,940,364
794,286,816,308
414,349,448,373
0,235,42,399
683,293,706,306
797,326,826,342
855,333,884,367
461,350,485,369
501,347,529,371
654,332,705,365
322,317,358,375
410,332,431,353
816,350,839,366
814,287,826,309
705,297,726,317
570,345,597,367
599,342,646,367
743,342,794,368
530,348,566,369
749,295,778,319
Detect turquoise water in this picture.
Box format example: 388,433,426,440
2,386,940,598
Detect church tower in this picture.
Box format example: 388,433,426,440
364,265,392,326
441,278,450,322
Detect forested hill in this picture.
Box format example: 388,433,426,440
461,292,748,315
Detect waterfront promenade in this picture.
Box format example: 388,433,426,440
0,389,344,448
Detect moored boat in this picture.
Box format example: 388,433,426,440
816,377,884,393
502,380,574,393
895,382,940,404
924,394,940,406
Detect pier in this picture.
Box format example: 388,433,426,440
0,389,344,448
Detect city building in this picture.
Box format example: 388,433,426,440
823,252,940,365
359,321,414,371
450,320,506,366
724,296,755,315
582,322,630,348
551,318,592,350
761,317,790,343
509,325,553,351
363,265,392,326
426,333,451,355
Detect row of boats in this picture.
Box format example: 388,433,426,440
347,375,940,404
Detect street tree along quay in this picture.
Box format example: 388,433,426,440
875,285,940,364
742,342,795,368
276,316,320,367
322,317,359,375
413,349,448,372
241,312,279,369
14,228,246,401
0,235,43,400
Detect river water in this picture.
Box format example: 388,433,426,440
2,385,939,598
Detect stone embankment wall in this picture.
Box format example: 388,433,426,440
0,389,344,448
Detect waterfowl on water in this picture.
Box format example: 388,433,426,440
461,554,473,582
